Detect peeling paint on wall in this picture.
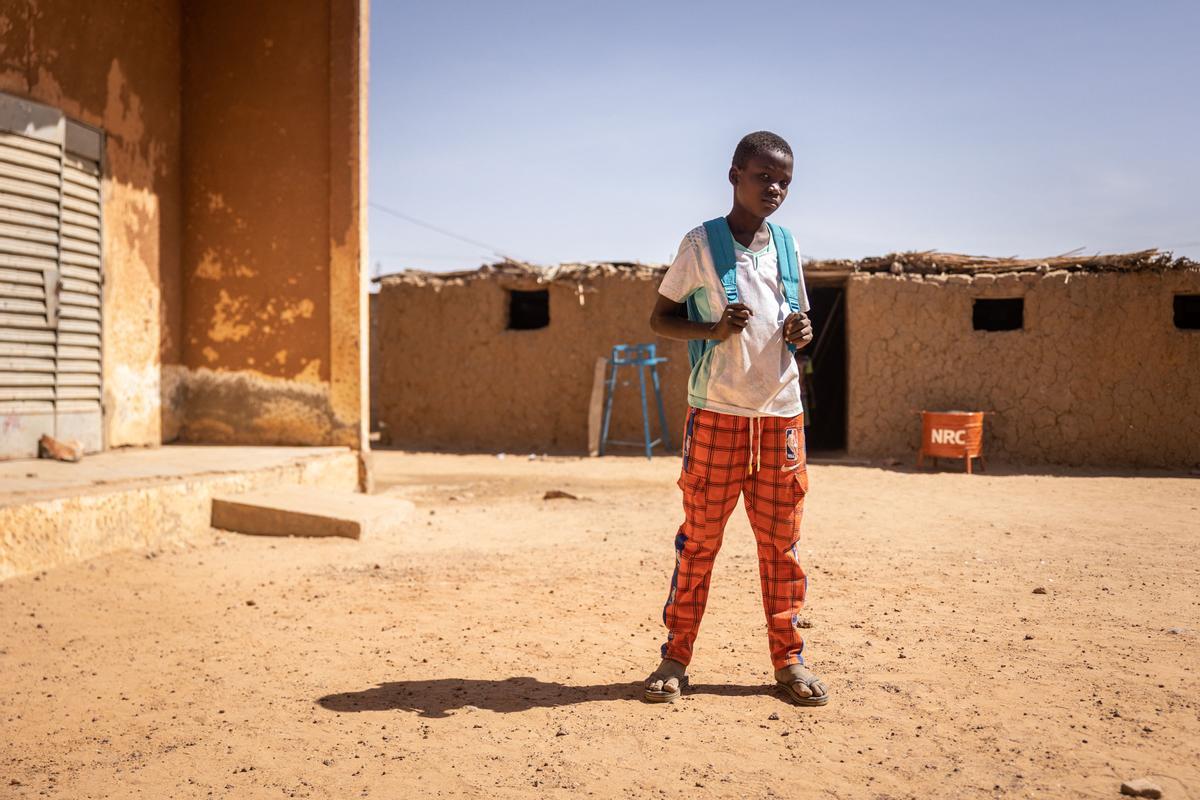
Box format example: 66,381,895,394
207,289,254,343
327,0,370,452
178,0,366,450
1,0,366,456
0,0,184,451
328,232,366,436
182,1,333,386
108,362,162,436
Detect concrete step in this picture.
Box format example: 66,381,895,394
211,486,413,540
1,445,359,580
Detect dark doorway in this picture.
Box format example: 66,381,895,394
802,286,847,452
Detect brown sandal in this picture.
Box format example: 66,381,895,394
776,667,829,707
643,661,689,703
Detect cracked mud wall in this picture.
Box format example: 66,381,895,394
375,275,692,453
846,270,1200,467
179,0,366,448
0,0,184,446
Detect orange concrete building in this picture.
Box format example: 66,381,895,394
0,0,369,460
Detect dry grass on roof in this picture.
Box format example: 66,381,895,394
376,248,1197,287
376,259,667,287
809,248,1197,275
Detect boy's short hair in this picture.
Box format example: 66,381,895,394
732,131,793,168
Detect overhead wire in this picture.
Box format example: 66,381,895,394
368,201,522,262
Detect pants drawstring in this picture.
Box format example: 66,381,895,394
757,418,763,473
747,417,763,475
747,418,753,475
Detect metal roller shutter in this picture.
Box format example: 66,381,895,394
56,127,103,451
0,93,104,459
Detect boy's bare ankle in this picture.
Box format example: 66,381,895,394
655,657,687,676
775,663,815,679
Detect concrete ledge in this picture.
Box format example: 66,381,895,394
212,487,413,540
0,446,359,580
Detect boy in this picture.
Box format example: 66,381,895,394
643,131,828,706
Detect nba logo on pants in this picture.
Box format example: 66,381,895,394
785,428,799,461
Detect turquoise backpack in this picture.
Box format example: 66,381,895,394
685,217,804,369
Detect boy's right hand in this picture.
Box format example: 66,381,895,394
710,303,753,340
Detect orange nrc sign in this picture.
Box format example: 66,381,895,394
929,427,968,445
918,411,986,473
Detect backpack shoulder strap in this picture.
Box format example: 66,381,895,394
768,222,802,354
768,222,802,313
702,217,739,303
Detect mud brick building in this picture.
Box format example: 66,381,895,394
373,262,694,455
374,251,1200,468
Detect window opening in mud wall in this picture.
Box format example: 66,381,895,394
972,298,1023,331
1174,294,1200,330
507,289,549,330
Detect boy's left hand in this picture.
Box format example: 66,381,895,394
783,312,813,349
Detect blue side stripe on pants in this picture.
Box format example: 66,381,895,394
661,530,687,626
681,409,697,471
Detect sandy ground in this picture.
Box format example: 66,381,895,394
2,452,1198,799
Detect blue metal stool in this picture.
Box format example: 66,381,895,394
599,343,671,460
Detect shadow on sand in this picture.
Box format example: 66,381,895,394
317,677,777,718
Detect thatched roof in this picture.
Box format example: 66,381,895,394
375,249,1197,287
377,260,665,287
811,248,1196,276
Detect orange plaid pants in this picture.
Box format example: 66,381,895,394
661,408,810,670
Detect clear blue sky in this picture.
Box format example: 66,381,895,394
368,1,1200,276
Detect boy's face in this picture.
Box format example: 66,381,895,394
729,150,793,218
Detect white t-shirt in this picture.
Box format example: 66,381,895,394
658,222,810,418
